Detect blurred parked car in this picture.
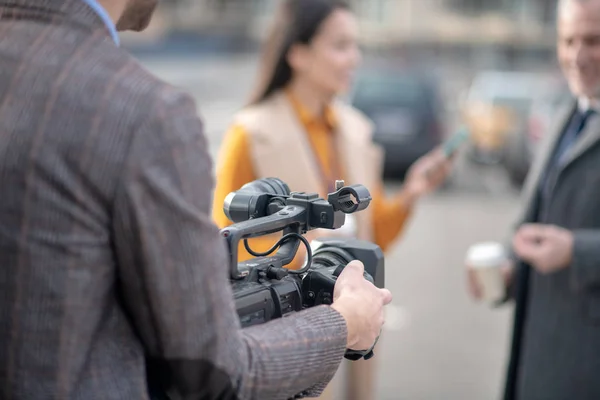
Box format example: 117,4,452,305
501,83,571,187
350,68,445,179
460,70,557,165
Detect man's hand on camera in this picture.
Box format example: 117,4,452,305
331,260,393,350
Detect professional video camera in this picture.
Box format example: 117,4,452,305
220,178,385,361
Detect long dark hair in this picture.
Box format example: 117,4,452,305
247,0,350,105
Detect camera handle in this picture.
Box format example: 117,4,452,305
302,265,380,361
220,205,308,280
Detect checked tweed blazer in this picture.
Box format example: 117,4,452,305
0,1,348,399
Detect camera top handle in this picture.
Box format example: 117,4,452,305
219,179,372,280
220,206,307,280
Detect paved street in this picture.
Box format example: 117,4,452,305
372,192,516,400
140,54,521,400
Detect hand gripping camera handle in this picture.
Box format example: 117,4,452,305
301,266,380,361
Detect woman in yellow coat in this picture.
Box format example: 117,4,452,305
212,1,454,398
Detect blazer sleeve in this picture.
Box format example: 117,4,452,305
112,89,347,400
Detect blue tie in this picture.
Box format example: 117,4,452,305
553,108,595,164
539,108,595,213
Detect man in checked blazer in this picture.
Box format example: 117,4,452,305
468,1,600,399
0,1,393,399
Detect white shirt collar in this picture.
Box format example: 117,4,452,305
81,0,119,46
577,97,600,113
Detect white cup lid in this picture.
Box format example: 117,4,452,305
465,242,506,268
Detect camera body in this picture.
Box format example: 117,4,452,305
232,238,384,326
221,178,385,361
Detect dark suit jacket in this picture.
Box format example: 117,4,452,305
504,99,600,400
0,1,347,399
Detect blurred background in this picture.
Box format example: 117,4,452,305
125,1,567,399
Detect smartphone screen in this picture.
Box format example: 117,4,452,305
443,127,470,157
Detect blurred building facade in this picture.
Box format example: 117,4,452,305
122,0,558,71
141,0,556,45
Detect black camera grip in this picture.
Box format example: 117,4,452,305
344,334,379,361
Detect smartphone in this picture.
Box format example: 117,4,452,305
442,127,470,157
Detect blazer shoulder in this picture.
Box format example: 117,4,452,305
232,92,287,135
93,52,198,127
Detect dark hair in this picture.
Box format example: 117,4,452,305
247,0,350,105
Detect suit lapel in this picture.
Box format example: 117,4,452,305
520,102,574,221
333,102,382,241
245,92,324,195
334,102,382,189
273,93,323,194
560,113,600,169
240,94,379,241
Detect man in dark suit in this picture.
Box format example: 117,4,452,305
0,1,393,399
468,0,600,399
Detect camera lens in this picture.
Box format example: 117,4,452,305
311,246,355,275
239,178,290,197
223,192,254,222
223,178,291,223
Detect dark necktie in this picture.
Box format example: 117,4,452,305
552,108,595,164
539,107,595,218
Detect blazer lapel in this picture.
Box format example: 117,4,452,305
334,102,382,190
238,94,379,241
520,102,574,221
278,95,326,194
333,101,381,241
242,92,324,195
560,113,600,169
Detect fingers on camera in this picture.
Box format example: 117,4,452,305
380,288,393,305
347,259,365,273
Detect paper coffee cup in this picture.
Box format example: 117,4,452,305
465,242,507,302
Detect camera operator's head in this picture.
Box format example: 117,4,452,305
98,0,158,31
249,0,359,105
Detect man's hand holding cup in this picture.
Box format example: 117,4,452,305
465,242,513,303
